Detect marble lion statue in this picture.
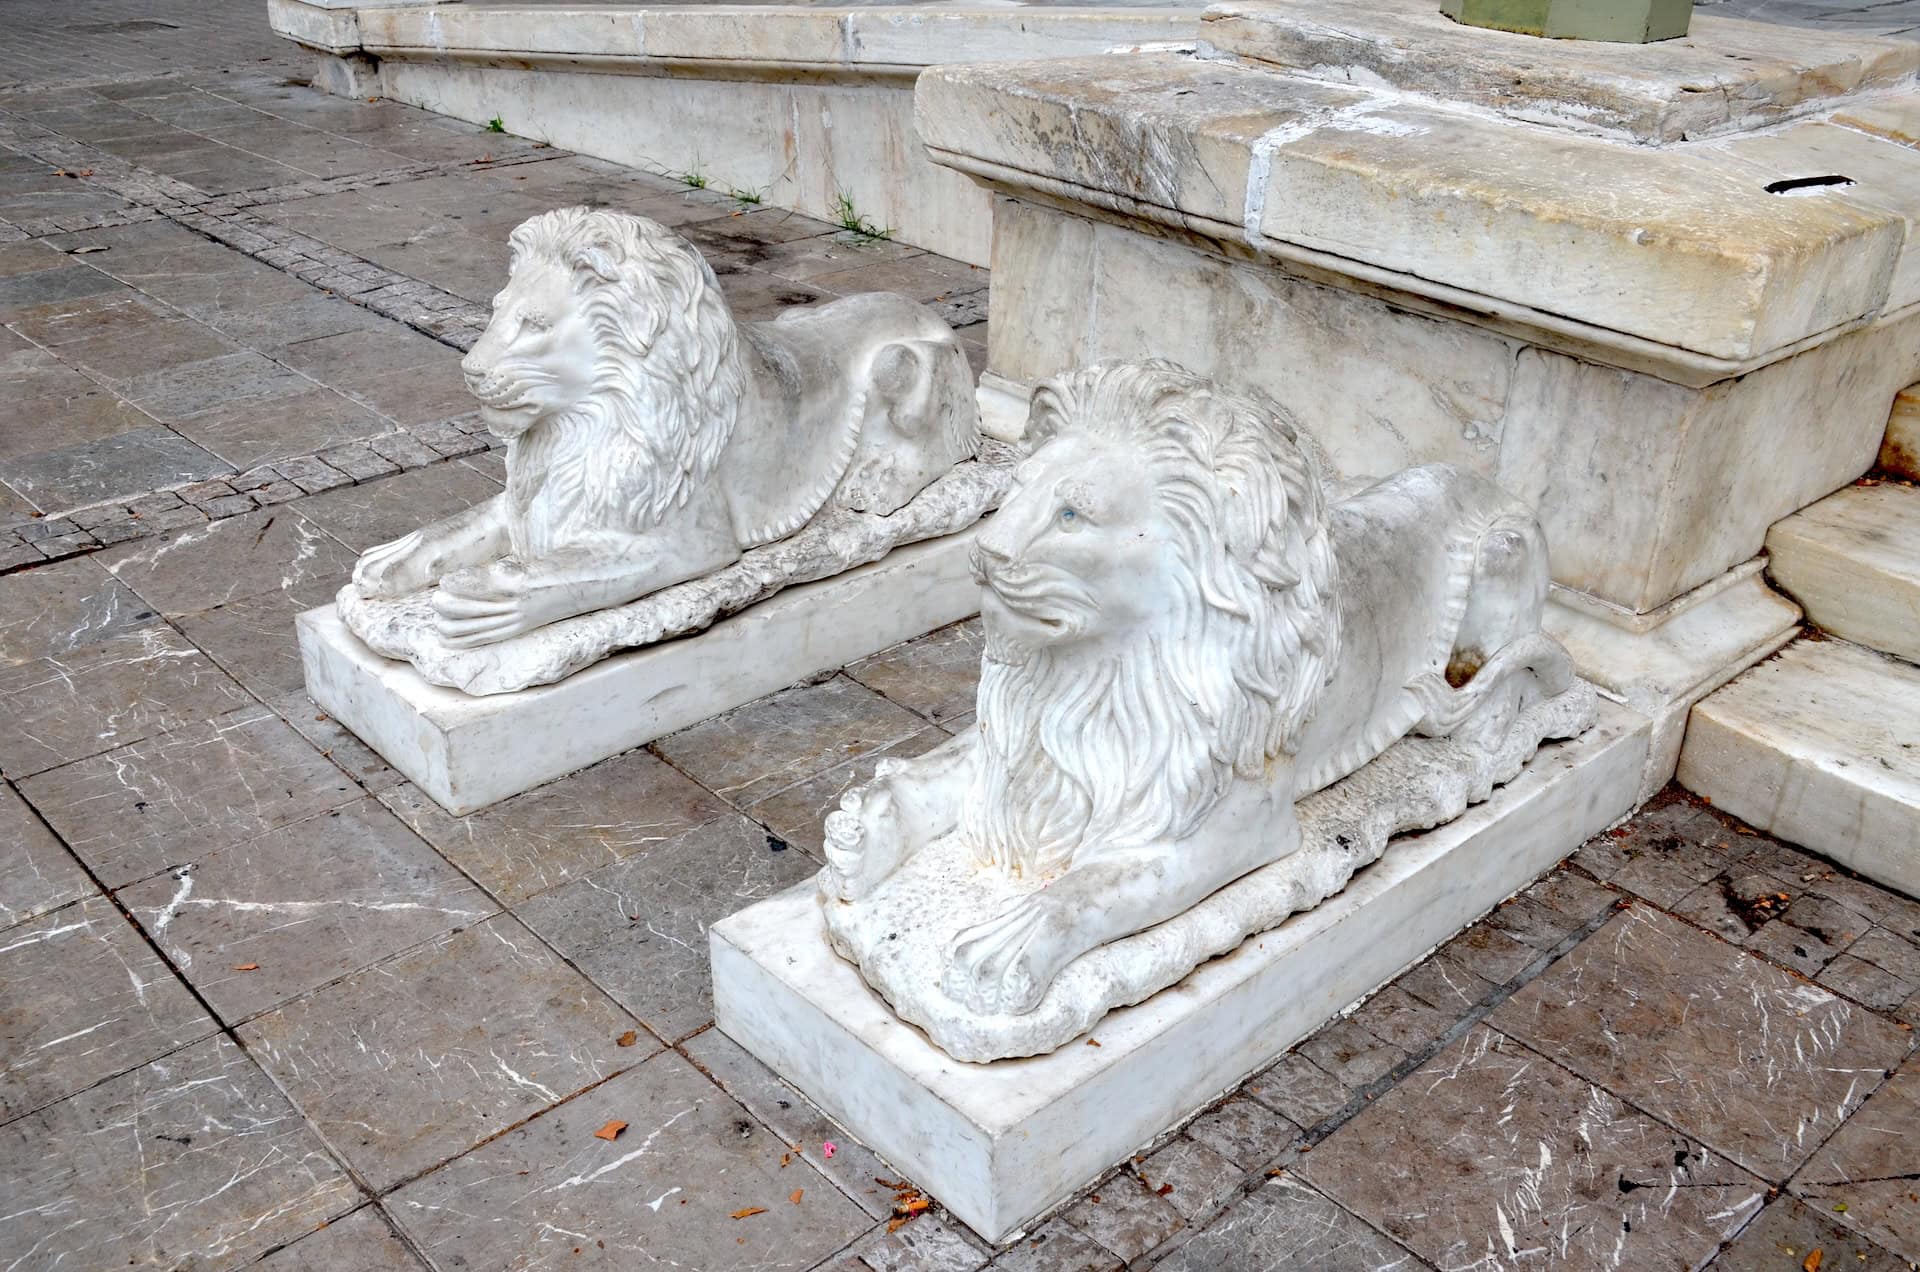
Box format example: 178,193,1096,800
350,206,979,648
822,360,1583,1016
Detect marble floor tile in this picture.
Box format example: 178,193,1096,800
1569,791,1747,908
678,1027,906,1219
173,577,344,700
54,317,239,384
516,814,816,1044
118,798,496,1023
0,391,156,467
0,785,94,932
1182,1097,1302,1171
1347,984,1456,1055
0,893,212,1121
4,424,229,512
1244,1052,1354,1130
272,689,407,793
993,1222,1123,1272
654,674,929,807
1135,1138,1245,1223
1489,905,1911,1182
1154,1176,1424,1272
277,325,459,384
1432,919,1541,985
0,549,153,672
380,748,729,905
173,384,391,471
0,263,124,318
257,1204,428,1270
1302,1027,1767,1270
4,288,174,347
839,1215,988,1272
846,618,984,726
336,360,476,428
291,459,502,553
1061,1174,1185,1262
1297,1017,1409,1089
0,623,252,778
199,293,385,351
1713,1198,1910,1272
386,1049,870,1271
98,505,357,616
0,1036,359,1268
120,349,312,421
19,705,359,888
744,727,950,859
1790,1053,1920,1262
239,914,642,1192
1392,953,1499,1017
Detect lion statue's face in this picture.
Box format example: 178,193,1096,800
461,258,600,440
973,432,1174,666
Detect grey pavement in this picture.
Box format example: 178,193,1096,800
2,3,1919,1271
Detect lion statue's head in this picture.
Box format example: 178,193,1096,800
966,360,1341,877
459,207,747,556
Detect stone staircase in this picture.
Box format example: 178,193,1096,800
1679,469,1920,899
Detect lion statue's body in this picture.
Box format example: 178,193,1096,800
821,361,1582,1017
349,206,979,650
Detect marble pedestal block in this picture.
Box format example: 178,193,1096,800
712,702,1648,1243
298,529,982,814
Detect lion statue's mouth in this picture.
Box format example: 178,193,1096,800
972,550,1098,642
464,367,540,412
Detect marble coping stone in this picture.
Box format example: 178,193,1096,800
1203,0,1920,144
711,702,1648,1243
1680,637,1920,901
298,528,982,814
916,52,1908,366
275,1,1200,76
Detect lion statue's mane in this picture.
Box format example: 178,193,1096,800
492,208,748,559
967,360,1342,878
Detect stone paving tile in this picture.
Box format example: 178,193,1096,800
1791,1052,1920,1263
386,1048,870,1270
841,1215,989,1272
381,747,730,905
1392,951,1499,1016
6,423,229,511
0,1036,358,1270
172,576,342,699
846,619,983,727
120,349,312,420
258,1204,428,1270
746,727,952,859
1245,1051,1354,1131
0,262,123,317
118,798,496,1023
1431,918,1540,986
291,457,501,552
1060,1174,1186,1262
19,704,359,889
97,503,356,616
1154,1176,1423,1272
240,913,644,1192
991,1221,1122,1272
1348,984,1457,1056
1570,789,1747,908
1182,1096,1301,1172
0,622,251,777
1134,1137,1244,1223
54,315,237,383
272,689,406,793
1714,1198,1910,1272
655,674,931,807
174,383,393,471
1489,904,1912,1183
1296,1016,1409,1089
517,813,818,1045
0,893,212,1121
0,784,94,931
680,1027,907,1221
1821,952,1919,1013
1302,1026,1767,1270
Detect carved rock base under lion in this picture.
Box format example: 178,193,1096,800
340,443,1016,696
822,677,1597,1062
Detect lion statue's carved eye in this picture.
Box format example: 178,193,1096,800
1058,506,1082,531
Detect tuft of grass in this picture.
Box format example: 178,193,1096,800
831,190,890,241
679,168,709,190
726,185,764,206
485,116,506,133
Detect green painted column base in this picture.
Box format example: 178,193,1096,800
1440,0,1692,41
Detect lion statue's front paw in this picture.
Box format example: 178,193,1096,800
821,779,908,902
943,893,1068,1016
353,530,434,599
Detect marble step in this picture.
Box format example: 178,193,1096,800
1679,637,1920,899
1765,481,1920,664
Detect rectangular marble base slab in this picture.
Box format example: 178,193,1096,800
298,530,983,814
711,702,1650,1243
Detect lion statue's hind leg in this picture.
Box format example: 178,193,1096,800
1411,514,1580,753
